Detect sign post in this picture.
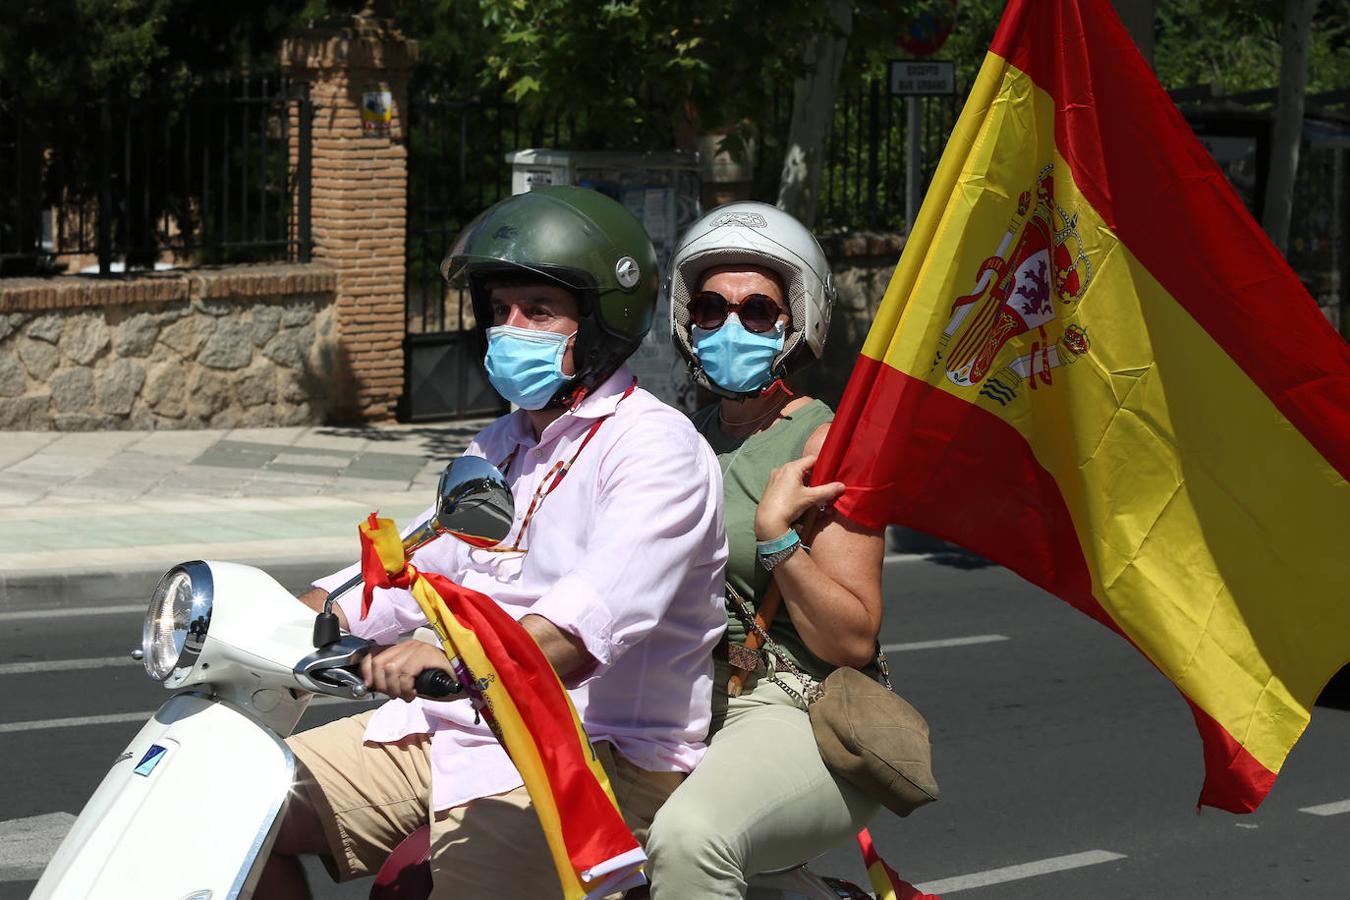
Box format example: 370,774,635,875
889,59,956,231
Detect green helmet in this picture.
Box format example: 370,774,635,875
440,186,659,406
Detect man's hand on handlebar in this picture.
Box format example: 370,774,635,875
362,641,456,702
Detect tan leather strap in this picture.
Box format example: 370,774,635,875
726,507,820,697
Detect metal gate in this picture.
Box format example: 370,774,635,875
403,93,506,421
402,90,588,421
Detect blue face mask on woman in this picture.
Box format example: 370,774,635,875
691,315,785,394
484,325,576,409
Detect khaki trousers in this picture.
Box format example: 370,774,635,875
287,710,683,898
644,661,878,899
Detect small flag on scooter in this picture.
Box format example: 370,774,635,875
858,828,941,900
360,514,645,899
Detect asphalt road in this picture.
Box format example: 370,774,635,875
2,555,1347,898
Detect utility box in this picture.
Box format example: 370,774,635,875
506,148,703,412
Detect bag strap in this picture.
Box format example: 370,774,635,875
724,579,820,705
725,506,821,698
726,578,782,697
725,508,891,697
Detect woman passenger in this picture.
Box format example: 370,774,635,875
644,202,885,897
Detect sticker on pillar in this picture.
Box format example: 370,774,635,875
362,91,393,135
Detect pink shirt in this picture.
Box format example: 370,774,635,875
314,366,728,812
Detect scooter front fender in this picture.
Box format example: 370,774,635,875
33,693,295,900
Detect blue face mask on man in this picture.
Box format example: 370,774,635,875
484,325,576,409
691,315,785,394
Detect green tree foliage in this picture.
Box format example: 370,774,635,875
1155,0,1349,93
0,0,313,101
0,0,324,273
464,0,846,149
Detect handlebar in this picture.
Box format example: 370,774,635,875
414,668,463,699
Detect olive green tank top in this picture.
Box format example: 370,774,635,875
693,399,837,682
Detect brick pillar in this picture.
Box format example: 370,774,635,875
283,14,417,421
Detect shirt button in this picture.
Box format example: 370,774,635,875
533,449,543,458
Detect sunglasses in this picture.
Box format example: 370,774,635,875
688,291,785,334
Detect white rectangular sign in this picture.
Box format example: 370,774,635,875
889,60,956,96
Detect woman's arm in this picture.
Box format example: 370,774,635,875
754,423,884,669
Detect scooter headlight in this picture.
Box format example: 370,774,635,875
143,562,213,682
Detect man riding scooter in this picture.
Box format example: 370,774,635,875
259,186,728,898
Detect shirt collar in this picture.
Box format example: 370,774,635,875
569,364,637,422
500,364,636,449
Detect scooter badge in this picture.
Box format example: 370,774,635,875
133,744,169,777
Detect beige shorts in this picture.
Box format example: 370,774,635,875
287,710,684,898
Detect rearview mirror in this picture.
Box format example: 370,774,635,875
403,456,514,553
313,456,515,648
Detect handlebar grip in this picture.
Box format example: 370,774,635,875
414,668,462,699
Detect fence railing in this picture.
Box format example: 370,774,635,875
753,80,965,233
404,78,962,332
0,77,312,277
404,88,581,336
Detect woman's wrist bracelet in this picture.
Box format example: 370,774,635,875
756,529,799,554
757,529,801,571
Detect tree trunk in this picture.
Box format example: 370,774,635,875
776,0,852,228
1262,0,1318,255
1109,0,1156,68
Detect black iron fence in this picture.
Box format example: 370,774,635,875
404,89,582,337
0,77,312,277
402,87,584,419
752,79,965,233
404,78,962,333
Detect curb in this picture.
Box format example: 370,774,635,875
0,554,356,615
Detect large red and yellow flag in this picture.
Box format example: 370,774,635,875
817,0,1350,813
359,515,645,898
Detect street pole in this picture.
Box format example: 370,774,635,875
906,96,922,232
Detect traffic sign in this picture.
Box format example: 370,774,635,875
889,59,956,96
896,0,957,57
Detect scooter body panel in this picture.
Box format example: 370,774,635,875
33,693,294,900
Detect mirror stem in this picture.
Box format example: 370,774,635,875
314,572,364,648
311,524,437,649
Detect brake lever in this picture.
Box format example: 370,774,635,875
311,666,369,698
295,635,374,699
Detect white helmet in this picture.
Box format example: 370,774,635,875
668,201,835,398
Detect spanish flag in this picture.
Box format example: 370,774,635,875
359,515,645,897
817,0,1350,813
858,828,940,899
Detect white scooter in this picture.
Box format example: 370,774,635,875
31,456,877,900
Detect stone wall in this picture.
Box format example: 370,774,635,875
0,264,338,430
796,231,906,407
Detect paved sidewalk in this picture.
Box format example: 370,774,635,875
0,420,494,611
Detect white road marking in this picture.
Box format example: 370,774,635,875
0,603,144,622
882,634,1010,653
0,656,137,676
0,694,380,734
0,711,150,734
0,811,76,883
883,552,930,563
915,850,1127,895
1299,798,1350,816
